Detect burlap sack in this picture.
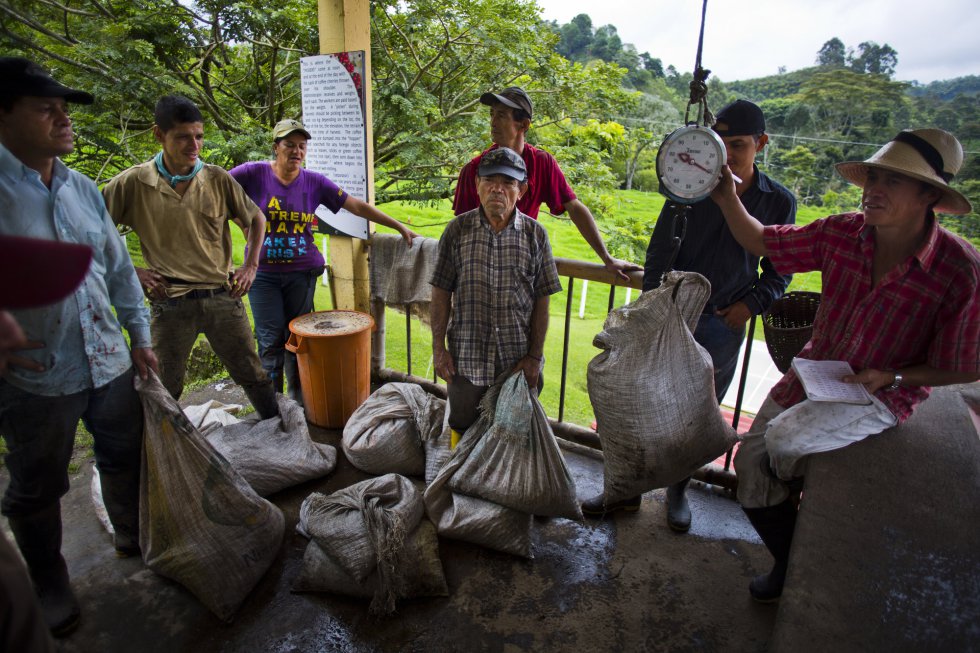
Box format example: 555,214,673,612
207,395,336,496
588,271,738,502
297,474,426,614
342,383,444,476
423,407,533,558
449,373,582,520
293,518,448,602
135,372,284,622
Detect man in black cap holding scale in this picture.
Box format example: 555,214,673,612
581,100,797,532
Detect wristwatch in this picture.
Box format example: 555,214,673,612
888,372,903,390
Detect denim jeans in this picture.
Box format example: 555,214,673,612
247,269,320,388
0,367,142,539
693,312,746,403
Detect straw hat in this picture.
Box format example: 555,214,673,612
835,128,972,215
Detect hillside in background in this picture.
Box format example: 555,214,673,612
907,75,980,99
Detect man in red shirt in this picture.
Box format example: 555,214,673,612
712,128,980,603
453,86,640,281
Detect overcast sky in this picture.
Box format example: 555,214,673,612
536,0,979,84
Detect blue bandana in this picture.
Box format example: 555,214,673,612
154,151,203,188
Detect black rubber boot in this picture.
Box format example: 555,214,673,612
243,381,280,420
98,467,141,557
284,354,304,406
580,493,641,518
7,503,81,637
742,499,798,603
666,477,692,533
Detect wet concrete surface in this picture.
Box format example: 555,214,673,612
2,380,777,652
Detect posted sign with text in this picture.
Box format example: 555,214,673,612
300,52,369,239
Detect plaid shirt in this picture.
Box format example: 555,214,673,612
431,208,562,385
764,212,980,421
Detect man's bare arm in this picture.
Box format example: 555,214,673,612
431,286,455,382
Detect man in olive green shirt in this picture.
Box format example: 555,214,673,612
104,95,278,418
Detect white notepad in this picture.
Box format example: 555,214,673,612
791,358,873,405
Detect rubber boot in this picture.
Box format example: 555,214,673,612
98,467,141,557
243,381,280,420
666,477,692,533
284,354,303,406
7,503,81,637
742,498,798,603
580,493,641,517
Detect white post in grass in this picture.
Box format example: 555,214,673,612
578,280,588,319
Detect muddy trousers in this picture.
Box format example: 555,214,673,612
150,291,278,419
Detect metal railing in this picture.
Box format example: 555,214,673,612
369,257,756,491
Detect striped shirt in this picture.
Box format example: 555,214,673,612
431,208,562,385
764,212,980,421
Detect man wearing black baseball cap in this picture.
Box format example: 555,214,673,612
0,56,157,638
452,86,641,282
432,147,562,441
581,99,797,533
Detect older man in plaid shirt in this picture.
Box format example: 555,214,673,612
712,128,980,604
431,147,562,445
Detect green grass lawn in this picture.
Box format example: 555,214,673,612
122,188,826,429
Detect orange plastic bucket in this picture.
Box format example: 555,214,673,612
285,310,375,428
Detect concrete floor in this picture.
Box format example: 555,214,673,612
3,381,778,653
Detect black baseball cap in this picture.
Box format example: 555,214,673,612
477,147,527,182
479,86,533,120
0,235,92,310
713,99,765,137
0,57,94,105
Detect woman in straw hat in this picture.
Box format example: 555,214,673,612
229,119,417,404
710,128,979,603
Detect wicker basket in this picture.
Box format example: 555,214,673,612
762,291,821,373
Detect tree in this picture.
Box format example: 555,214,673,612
847,41,898,78
0,0,319,180
590,24,622,62
796,69,909,140
370,0,632,203
816,38,846,67
639,53,664,79
2,0,632,203
557,13,593,60
616,92,680,190
771,145,818,201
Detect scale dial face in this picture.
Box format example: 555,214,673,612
656,125,727,204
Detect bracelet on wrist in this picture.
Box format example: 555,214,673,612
526,354,542,362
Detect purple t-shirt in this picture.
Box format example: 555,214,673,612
229,162,348,273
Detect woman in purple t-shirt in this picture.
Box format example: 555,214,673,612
230,119,416,403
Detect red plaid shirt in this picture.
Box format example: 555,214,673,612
764,212,980,422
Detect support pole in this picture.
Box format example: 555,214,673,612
317,0,373,313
